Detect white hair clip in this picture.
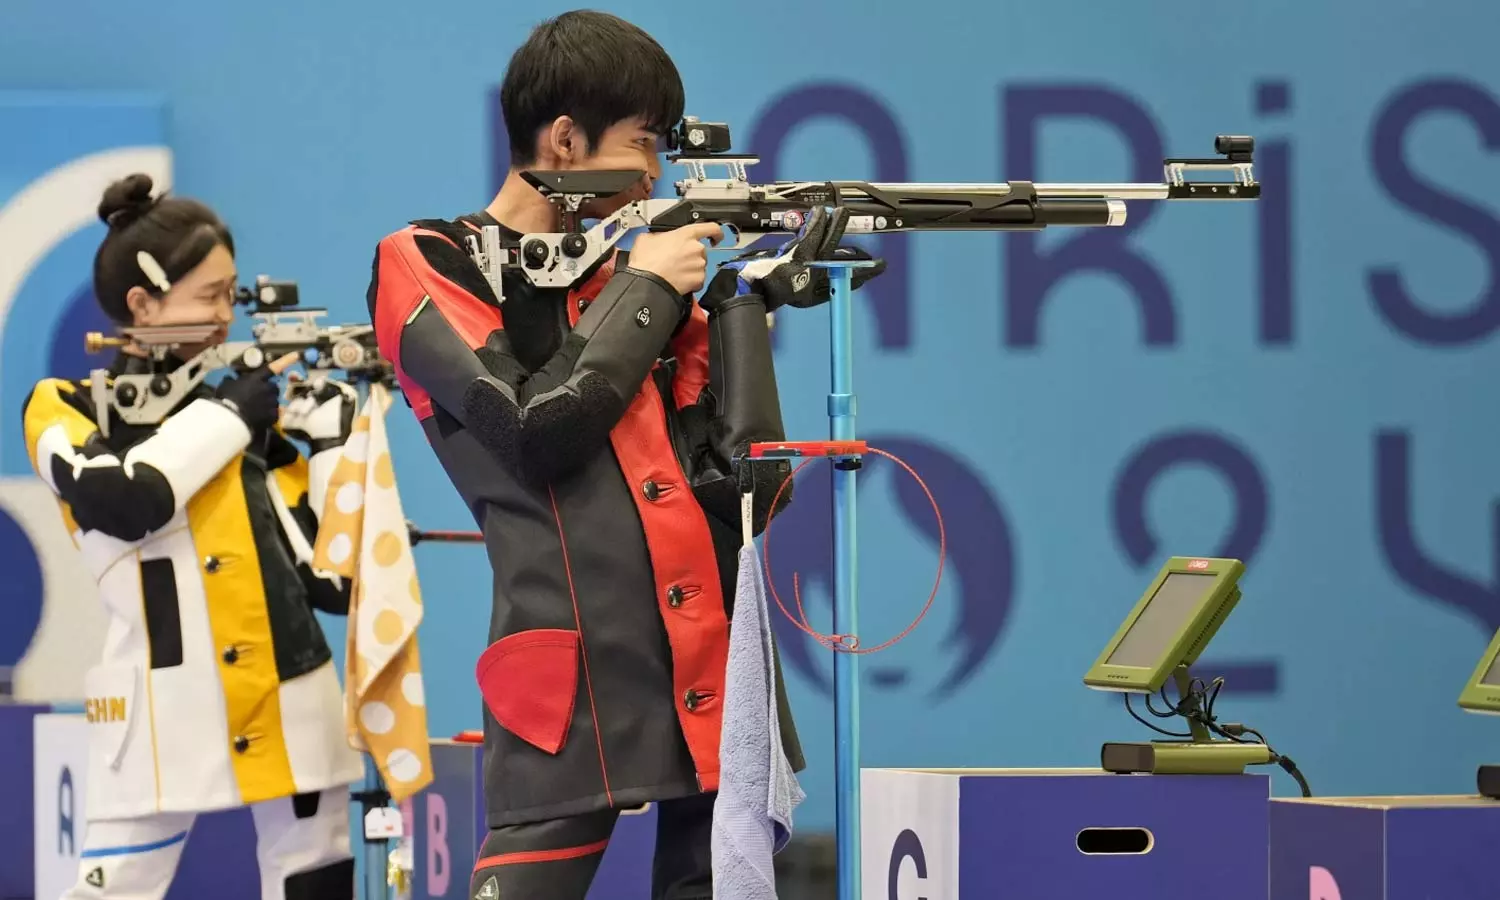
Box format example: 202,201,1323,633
136,251,172,294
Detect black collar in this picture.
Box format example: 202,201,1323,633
461,208,516,237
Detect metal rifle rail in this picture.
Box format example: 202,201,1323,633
247,309,394,387
462,118,1257,301
236,277,396,388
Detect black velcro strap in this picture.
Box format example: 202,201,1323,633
284,858,354,900
290,790,321,820
141,559,183,670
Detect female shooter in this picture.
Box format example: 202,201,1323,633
21,174,363,900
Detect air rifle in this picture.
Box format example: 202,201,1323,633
83,275,394,436
464,116,1259,301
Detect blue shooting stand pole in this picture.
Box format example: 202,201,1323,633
357,756,391,900
735,258,876,898
812,259,877,900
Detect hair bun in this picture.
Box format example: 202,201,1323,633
97,173,158,228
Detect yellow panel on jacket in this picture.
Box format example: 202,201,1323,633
22,374,362,819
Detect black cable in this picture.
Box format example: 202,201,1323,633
1219,724,1311,797
1204,677,1224,722
1128,696,1194,738
1122,675,1313,798
1278,755,1313,798
1146,681,1192,718
1206,718,1255,744
1145,692,1178,718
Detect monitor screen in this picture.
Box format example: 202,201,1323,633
1104,572,1221,669
1480,650,1500,687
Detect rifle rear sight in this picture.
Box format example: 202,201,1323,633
235,274,301,315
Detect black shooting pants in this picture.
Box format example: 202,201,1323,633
468,792,713,900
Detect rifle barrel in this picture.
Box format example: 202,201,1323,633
860,182,1174,200
1035,183,1173,200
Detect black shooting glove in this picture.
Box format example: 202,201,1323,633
215,366,282,434
699,205,887,314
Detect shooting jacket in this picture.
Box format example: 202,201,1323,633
21,353,363,820
368,211,804,826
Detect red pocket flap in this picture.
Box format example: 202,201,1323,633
475,629,579,755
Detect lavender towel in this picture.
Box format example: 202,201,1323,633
711,544,805,898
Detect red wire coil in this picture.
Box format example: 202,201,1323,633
759,446,946,654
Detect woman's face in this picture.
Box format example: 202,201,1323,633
129,243,237,357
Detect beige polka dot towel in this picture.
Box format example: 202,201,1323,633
312,384,433,802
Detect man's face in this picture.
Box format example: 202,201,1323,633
569,116,664,218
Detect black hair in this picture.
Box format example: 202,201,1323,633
500,10,685,166
92,173,235,325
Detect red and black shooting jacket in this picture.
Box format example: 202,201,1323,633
367,211,804,826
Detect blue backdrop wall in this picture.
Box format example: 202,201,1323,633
3,0,1500,831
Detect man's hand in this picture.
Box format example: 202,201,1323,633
700,206,886,313
627,222,724,295
281,374,358,454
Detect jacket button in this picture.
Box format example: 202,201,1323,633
222,646,239,664
667,586,684,608
684,689,700,712
642,481,661,501
204,556,221,574
233,735,250,754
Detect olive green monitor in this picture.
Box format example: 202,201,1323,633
1458,625,1500,715
1457,625,1500,798
1084,556,1274,777
1084,557,1245,695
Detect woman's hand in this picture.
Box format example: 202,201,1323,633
215,352,300,433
